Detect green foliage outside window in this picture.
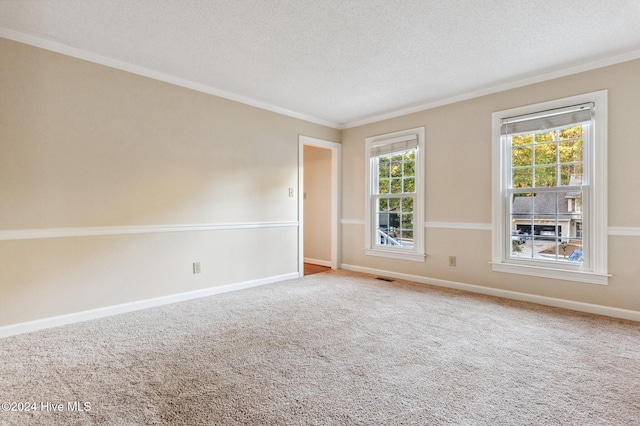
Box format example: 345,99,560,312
377,150,416,195
511,126,583,189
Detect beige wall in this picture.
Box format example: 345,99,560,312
2,35,639,328
303,145,332,264
0,38,340,326
340,58,640,312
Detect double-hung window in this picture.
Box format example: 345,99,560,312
365,127,425,262
491,91,608,284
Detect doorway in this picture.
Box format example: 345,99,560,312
298,136,341,277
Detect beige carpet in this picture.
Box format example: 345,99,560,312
1,270,638,425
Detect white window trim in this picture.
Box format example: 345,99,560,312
365,127,425,262
491,91,609,285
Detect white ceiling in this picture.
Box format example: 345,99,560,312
1,0,640,129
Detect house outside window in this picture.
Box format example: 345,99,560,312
365,127,425,262
491,91,608,284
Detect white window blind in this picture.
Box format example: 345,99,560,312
501,103,593,136
370,134,418,157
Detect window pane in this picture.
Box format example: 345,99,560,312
378,178,390,194
377,212,399,229
559,139,583,163
400,215,413,230
534,131,554,143
398,230,413,247
377,195,400,241
531,238,557,261
391,160,403,177
390,178,403,194
559,125,583,140
379,158,391,179
398,214,413,248
404,177,415,193
535,166,556,187
534,143,556,165
512,193,534,214
513,168,532,188
402,197,413,213
512,146,532,168
511,134,532,146
559,164,583,185
510,193,533,258
403,152,415,176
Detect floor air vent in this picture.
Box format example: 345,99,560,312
375,277,395,282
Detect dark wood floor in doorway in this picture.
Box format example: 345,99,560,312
304,263,331,275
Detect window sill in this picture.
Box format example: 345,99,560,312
366,248,426,262
491,262,610,285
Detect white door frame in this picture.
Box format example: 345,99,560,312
298,135,341,276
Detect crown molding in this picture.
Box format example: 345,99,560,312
3,26,640,131
342,49,640,129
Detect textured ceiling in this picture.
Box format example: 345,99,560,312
1,0,640,128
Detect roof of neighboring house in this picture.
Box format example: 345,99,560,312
512,191,581,219
512,176,582,219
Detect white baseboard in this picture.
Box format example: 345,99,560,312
0,272,299,339
340,264,640,322
304,258,333,267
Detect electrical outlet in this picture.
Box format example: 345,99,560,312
193,262,201,274
449,256,456,267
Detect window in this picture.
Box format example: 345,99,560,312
492,91,608,284
365,127,425,262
